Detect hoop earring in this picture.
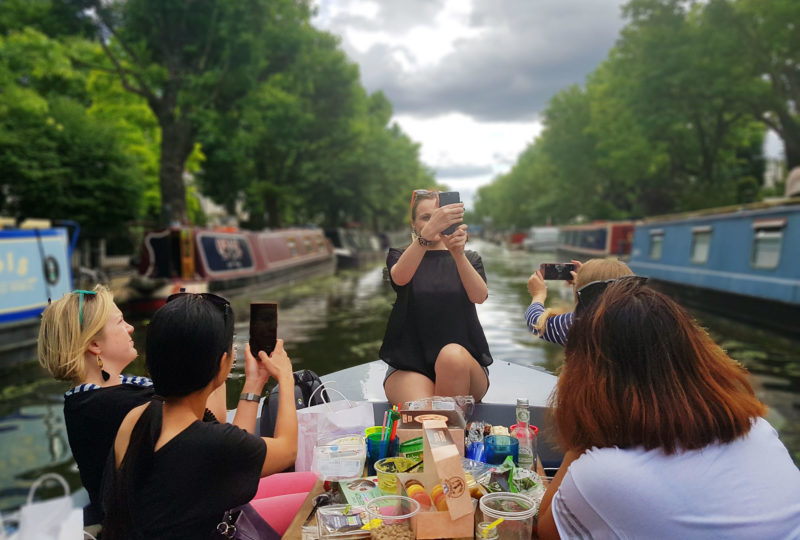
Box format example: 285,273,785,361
97,355,110,382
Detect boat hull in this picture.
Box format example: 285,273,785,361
1,228,72,367
646,278,799,337
629,198,800,335
121,227,336,315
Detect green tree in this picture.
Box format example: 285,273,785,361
0,29,143,237
76,0,313,225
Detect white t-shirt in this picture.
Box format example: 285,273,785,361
552,418,800,539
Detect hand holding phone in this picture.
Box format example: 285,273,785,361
540,263,577,281
437,191,462,235
250,302,278,356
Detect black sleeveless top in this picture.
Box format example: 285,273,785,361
379,248,493,381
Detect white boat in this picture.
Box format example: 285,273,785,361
240,360,564,472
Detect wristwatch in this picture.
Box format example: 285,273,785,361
417,235,433,247
239,392,261,403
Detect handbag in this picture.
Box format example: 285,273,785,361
215,503,279,540
295,383,375,472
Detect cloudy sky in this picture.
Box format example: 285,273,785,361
311,0,781,208
311,0,628,207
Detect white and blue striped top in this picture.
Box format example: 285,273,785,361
524,302,574,346
65,374,153,397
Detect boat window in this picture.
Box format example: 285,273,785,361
304,237,313,253
287,238,298,257
752,228,782,269
690,228,711,264
648,231,664,259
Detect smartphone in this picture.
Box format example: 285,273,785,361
540,263,577,281
438,191,461,235
250,302,277,356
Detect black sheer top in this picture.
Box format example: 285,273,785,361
379,248,493,381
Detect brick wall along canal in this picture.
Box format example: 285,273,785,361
0,239,798,513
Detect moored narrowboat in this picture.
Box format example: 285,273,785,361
0,222,73,367
628,197,800,336
121,227,336,315
556,221,634,261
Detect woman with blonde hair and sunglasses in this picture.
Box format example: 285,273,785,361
379,189,493,405
525,258,633,346
37,286,226,523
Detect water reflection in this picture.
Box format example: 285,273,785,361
0,239,798,513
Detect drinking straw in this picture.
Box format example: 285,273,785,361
389,415,399,441
482,518,504,538
381,410,388,439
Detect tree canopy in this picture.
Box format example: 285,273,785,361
474,0,795,230
1,0,432,236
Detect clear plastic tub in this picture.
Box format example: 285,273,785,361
364,495,420,540
311,434,366,481
478,492,537,539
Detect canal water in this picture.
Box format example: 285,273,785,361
0,239,798,514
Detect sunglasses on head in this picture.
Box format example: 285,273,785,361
409,189,439,212
166,290,231,321
72,289,97,327
576,275,648,311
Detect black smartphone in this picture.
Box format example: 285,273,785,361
540,263,577,281
250,302,277,356
438,191,461,235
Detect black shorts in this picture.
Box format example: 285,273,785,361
383,364,490,388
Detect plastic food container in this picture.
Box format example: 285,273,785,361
478,492,537,539
374,457,417,492
365,495,420,540
312,434,367,481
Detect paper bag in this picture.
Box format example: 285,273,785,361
295,385,374,472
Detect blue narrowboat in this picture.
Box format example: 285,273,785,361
0,223,74,367
628,197,800,336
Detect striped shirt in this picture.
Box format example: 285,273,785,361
524,302,574,346
64,374,153,396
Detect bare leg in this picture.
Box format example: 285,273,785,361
434,343,489,402
384,369,435,405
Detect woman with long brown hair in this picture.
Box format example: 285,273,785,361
537,278,800,539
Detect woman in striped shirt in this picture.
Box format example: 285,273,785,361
525,259,632,345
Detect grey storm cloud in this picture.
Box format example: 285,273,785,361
325,0,626,122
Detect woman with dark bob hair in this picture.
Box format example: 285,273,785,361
102,293,314,539
538,278,800,539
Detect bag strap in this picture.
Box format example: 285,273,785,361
26,473,70,505
308,381,352,410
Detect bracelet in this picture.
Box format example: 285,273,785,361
239,392,261,403
417,235,433,247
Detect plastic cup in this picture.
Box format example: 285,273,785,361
374,457,416,492
365,426,383,439
365,433,399,476
484,435,519,465
365,495,419,540
478,492,537,539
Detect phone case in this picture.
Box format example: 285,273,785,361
438,192,461,235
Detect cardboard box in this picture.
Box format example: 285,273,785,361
396,409,466,456
395,419,474,539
